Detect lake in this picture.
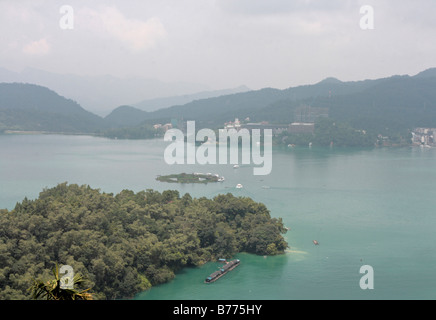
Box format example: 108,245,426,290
1,134,435,300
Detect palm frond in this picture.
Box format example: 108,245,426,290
29,263,94,300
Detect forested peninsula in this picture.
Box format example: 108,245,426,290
0,183,288,300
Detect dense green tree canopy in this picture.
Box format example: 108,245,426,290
0,183,288,300
276,117,378,148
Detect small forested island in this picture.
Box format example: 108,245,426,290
156,172,225,184
0,183,288,300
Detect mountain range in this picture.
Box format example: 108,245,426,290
1,68,436,136
0,67,246,116
0,83,104,133
105,68,436,131
132,85,251,112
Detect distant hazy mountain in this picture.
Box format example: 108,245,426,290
122,68,436,135
104,105,149,127
0,83,105,133
2,68,435,137
103,86,252,128
132,85,251,112
135,74,387,126
0,67,211,116
319,74,436,132
413,67,436,79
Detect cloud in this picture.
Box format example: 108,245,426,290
217,0,351,15
79,6,167,52
1,1,435,90
22,38,50,55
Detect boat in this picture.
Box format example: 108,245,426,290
205,259,240,283
313,240,319,245
236,184,243,189
233,165,239,169
218,176,225,182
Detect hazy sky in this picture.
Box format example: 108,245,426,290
1,0,435,90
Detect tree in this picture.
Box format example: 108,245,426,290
30,263,93,300
1,184,288,299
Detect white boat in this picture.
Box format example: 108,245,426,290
218,177,225,182
233,165,239,169
236,184,243,189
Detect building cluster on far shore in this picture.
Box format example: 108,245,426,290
412,128,436,147
223,106,327,135
224,117,315,136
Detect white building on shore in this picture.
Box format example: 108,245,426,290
412,128,436,146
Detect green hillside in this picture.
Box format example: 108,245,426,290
0,183,288,299
0,83,105,133
104,105,149,127
2,68,436,140
101,69,436,146
313,75,436,133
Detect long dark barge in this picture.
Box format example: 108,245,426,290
205,259,240,283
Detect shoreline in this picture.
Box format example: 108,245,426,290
2,130,97,136
2,130,433,149
156,172,224,184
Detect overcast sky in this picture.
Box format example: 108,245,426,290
1,0,435,90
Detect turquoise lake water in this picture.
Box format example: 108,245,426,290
1,134,435,300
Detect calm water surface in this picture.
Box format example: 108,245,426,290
1,134,435,300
